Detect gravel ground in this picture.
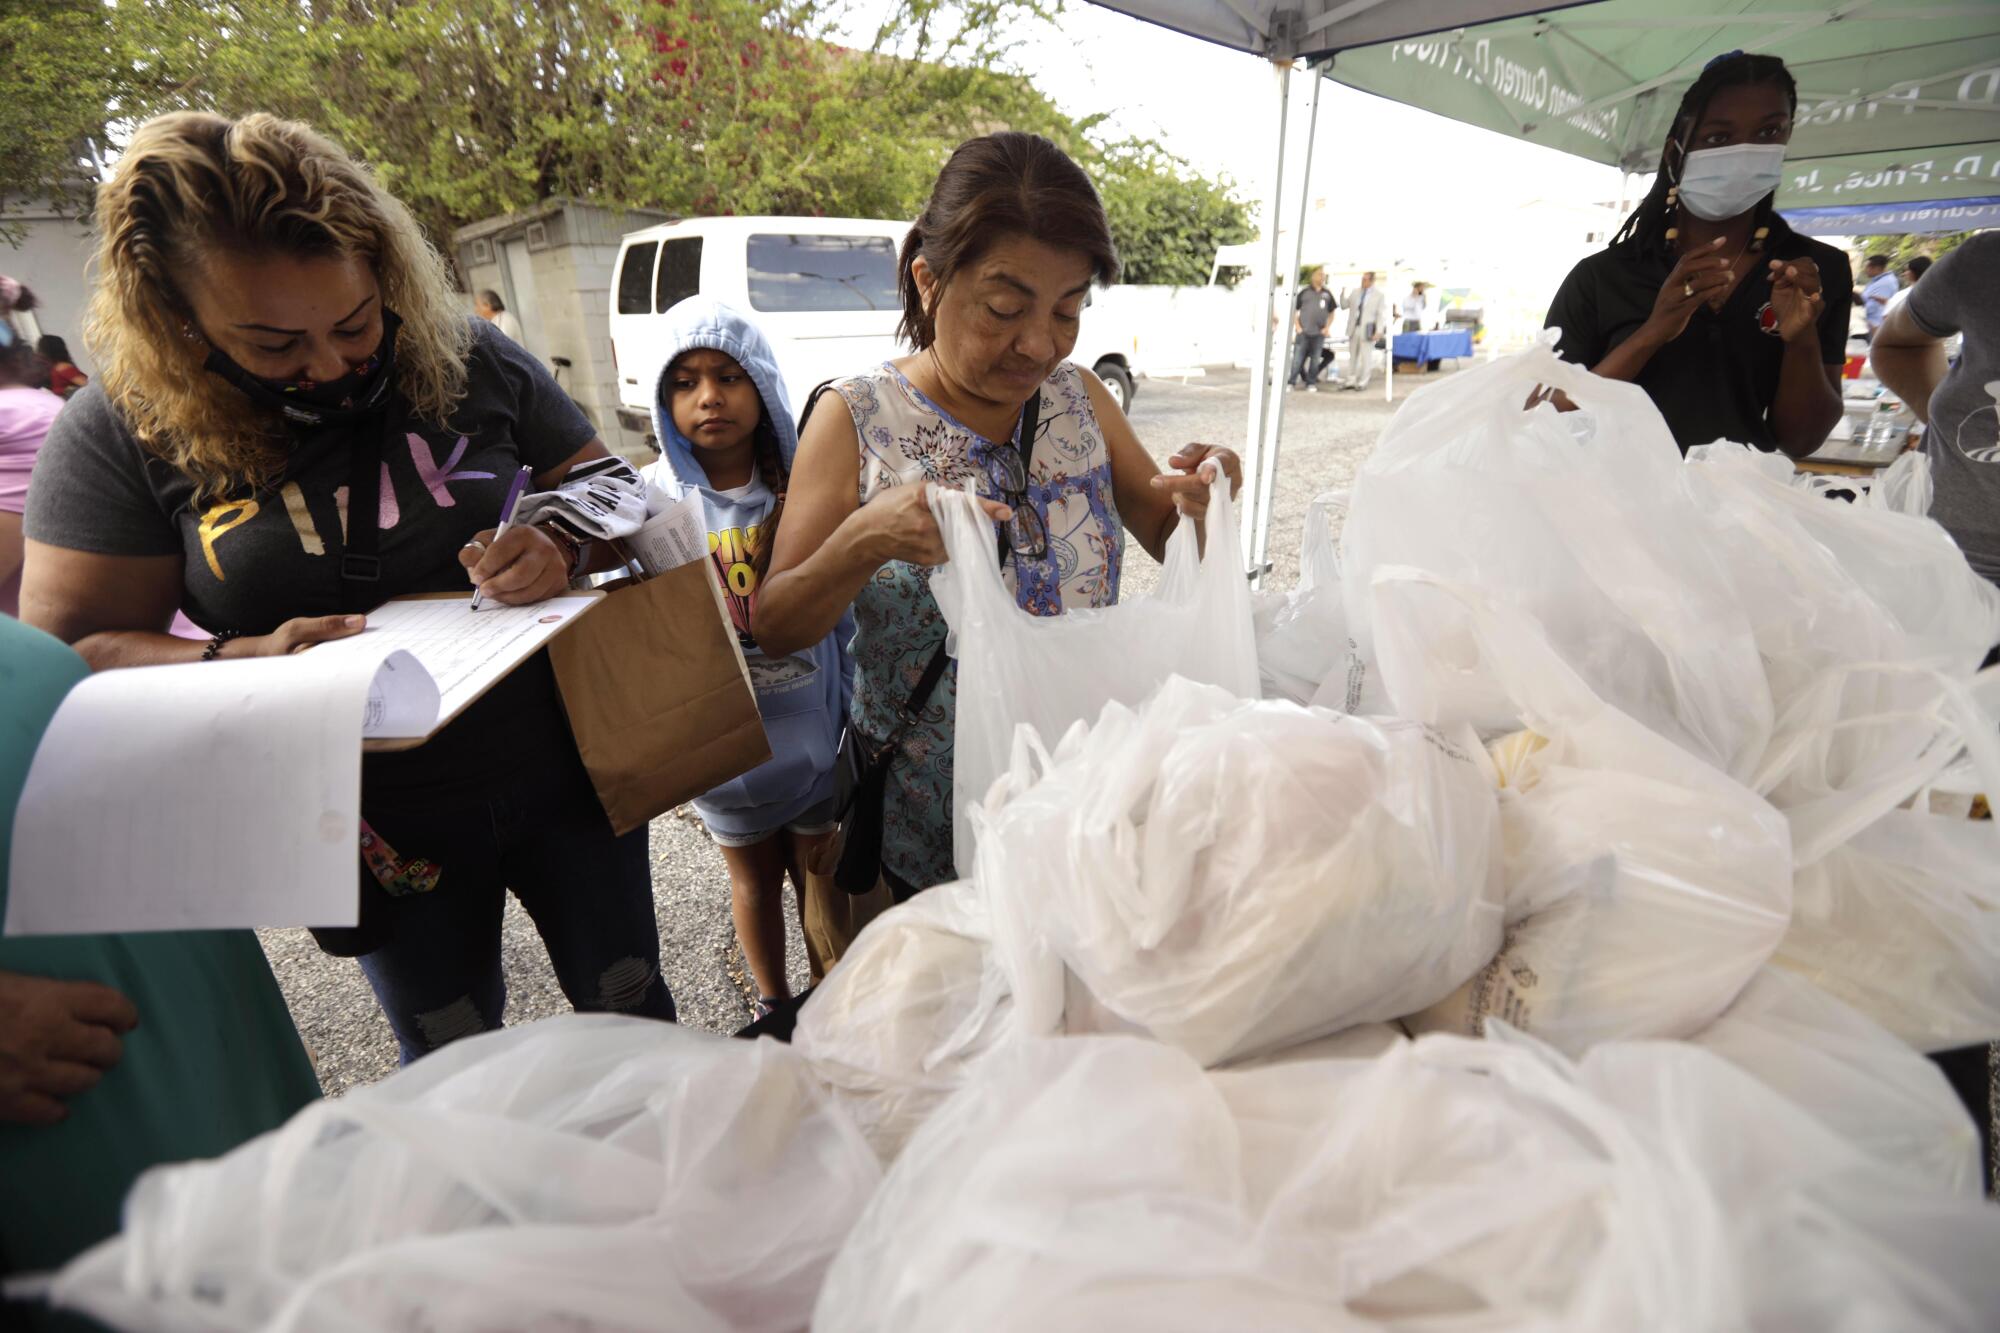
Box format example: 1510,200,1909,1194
259,361,1468,1096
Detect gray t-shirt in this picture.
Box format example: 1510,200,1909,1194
1295,286,1336,336
1906,234,2000,583
25,319,597,805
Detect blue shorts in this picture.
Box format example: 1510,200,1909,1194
705,792,842,849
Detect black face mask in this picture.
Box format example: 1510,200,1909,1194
204,309,401,428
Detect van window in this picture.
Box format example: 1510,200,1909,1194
747,234,900,313
655,237,703,312
616,242,658,314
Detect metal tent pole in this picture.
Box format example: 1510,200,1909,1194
1251,63,1322,587
1384,263,1394,404
1239,58,1292,575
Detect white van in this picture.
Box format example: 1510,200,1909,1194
608,216,1140,446
609,217,910,445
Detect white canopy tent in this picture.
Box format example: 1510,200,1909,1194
1082,1,1569,580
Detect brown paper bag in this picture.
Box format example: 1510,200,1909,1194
549,561,770,836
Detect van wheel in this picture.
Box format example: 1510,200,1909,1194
1094,361,1135,414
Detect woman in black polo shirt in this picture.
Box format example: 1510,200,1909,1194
1545,53,1849,457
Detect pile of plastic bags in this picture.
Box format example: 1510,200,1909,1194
39,341,2000,1331
47,1019,880,1333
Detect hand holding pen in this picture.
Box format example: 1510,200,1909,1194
458,466,571,609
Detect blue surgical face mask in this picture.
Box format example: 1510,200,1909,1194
1676,142,1787,222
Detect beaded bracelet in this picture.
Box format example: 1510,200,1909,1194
201,629,243,662
537,522,587,577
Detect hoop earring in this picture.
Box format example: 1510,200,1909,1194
1752,225,1770,252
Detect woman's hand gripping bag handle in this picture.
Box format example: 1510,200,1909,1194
929,474,1259,881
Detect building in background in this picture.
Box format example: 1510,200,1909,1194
2,194,100,377
454,200,672,463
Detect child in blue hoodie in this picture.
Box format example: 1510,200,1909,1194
644,298,851,1018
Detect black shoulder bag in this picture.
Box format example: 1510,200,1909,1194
798,379,1038,898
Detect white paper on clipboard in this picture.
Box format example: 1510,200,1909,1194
311,591,603,742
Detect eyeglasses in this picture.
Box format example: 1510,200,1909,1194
988,437,1048,561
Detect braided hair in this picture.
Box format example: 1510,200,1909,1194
1611,52,1797,258
747,414,788,587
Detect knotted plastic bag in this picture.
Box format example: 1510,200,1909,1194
792,880,1012,1161
815,1028,2000,1331
1694,967,1983,1196
1339,338,1773,781
972,677,1504,1066
50,1017,880,1333
1380,573,1792,1055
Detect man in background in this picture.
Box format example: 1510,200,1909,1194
1399,280,1431,334
474,289,524,344
1288,267,1336,393
1336,271,1388,392
1859,254,1899,340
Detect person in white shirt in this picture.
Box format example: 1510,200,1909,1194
1858,254,1899,340
1337,272,1388,391
475,288,525,344
1399,281,1431,334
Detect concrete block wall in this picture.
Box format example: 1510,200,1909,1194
455,201,671,462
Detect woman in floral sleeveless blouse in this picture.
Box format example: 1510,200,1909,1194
757,132,1241,897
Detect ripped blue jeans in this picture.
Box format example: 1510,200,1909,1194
356,771,675,1064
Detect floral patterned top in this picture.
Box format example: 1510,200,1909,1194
832,359,1124,892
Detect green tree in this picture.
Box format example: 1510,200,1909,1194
2,0,1250,289
1852,231,1976,271
0,0,134,233
1090,137,1254,286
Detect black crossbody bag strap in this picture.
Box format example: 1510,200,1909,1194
830,389,1041,898
796,378,839,435
338,424,387,612
1000,388,1040,568
895,385,1035,738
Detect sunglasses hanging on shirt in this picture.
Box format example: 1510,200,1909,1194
990,389,1047,564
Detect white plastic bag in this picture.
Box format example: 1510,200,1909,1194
792,880,1012,1161
1679,444,2000,855
816,1029,2000,1332
1573,1035,2000,1331
929,474,1259,879
1780,805,2000,1051
1255,490,1357,705
971,677,1504,1066
1340,339,1773,781
1860,448,1933,516
1694,967,1982,1196
52,1017,880,1333
1379,574,1793,1055
1684,443,1997,677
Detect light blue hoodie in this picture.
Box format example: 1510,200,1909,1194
644,298,852,841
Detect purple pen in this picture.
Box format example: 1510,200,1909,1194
469,464,533,611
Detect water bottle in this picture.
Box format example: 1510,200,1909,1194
1867,402,1898,453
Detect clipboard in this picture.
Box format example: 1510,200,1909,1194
301,589,607,752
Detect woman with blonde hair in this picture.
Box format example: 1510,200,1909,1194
21,111,676,1064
